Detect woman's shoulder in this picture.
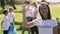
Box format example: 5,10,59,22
2,15,8,19
51,17,57,21
51,17,56,20
11,12,15,15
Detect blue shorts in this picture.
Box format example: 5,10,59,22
10,22,14,28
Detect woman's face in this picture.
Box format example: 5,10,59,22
40,5,48,17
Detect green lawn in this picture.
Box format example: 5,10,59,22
0,5,60,34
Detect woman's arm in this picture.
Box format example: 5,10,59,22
53,26,58,34
23,11,35,28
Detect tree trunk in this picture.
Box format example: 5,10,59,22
6,0,10,5
0,0,5,9
10,0,16,10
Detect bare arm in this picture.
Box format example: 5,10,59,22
53,26,58,34
22,5,29,12
23,11,35,28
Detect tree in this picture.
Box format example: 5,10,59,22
6,0,10,5
10,0,16,10
0,0,5,9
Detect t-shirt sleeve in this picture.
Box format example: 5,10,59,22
52,17,58,27
32,18,42,26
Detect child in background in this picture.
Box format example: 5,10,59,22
1,9,10,34
30,2,39,34
8,7,17,34
8,7,15,28
22,1,31,34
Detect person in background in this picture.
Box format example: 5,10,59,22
30,2,39,34
22,1,31,34
8,7,15,28
23,2,58,34
1,9,10,34
8,7,17,34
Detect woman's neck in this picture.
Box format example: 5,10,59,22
43,15,48,20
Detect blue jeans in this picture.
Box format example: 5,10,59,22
10,22,14,28
22,25,31,34
8,22,17,34
8,27,17,34
22,17,33,34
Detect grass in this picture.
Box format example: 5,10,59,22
0,5,60,34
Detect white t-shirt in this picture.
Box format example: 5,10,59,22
8,12,15,23
25,6,33,17
2,15,10,30
32,7,38,17
32,17,58,34
23,5,29,12
25,6,38,17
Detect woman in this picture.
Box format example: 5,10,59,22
23,2,58,34
22,1,31,34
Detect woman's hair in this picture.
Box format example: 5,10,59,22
3,9,8,15
39,2,51,20
9,7,13,12
9,7,13,10
32,2,38,7
24,1,30,4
